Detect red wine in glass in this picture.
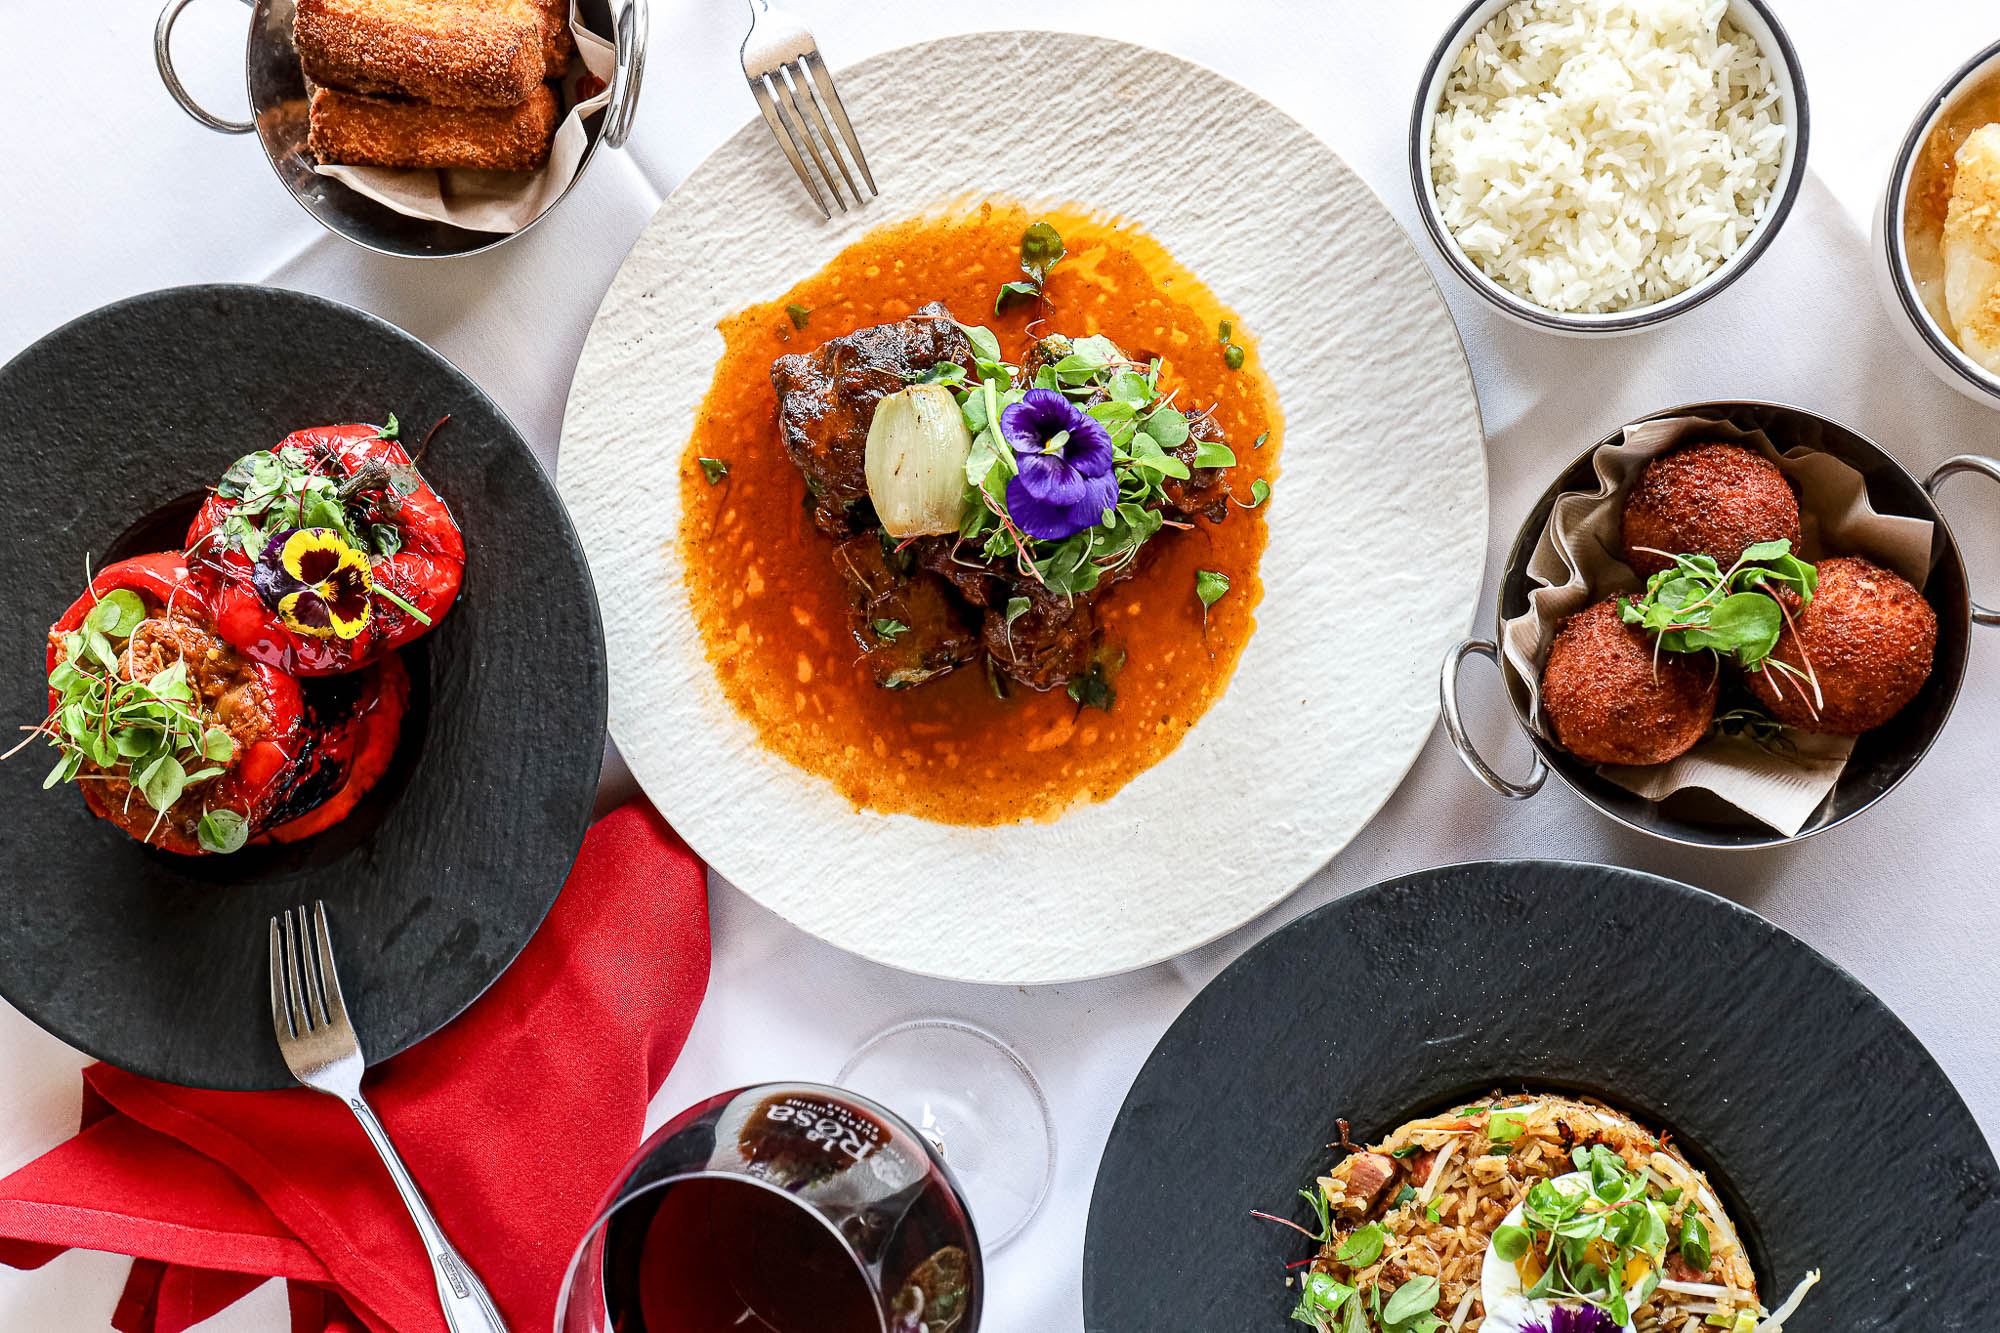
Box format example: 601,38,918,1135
558,1084,981,1333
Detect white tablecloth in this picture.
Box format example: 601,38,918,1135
3,2,1997,1329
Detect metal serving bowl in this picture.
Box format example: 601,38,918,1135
154,0,646,259
1875,38,2000,408
1440,401,1998,849
1410,0,1809,337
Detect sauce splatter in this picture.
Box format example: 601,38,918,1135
678,200,1281,823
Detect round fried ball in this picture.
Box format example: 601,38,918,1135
1744,556,1937,734
1542,598,1718,767
1622,443,1801,579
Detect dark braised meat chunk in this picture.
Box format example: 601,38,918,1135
983,584,1095,692
1164,410,1231,522
908,535,1004,609
771,301,971,537
832,534,980,690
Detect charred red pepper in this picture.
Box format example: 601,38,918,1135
184,422,464,675
259,654,410,844
44,552,305,855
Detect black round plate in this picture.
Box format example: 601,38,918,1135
0,285,606,1090
1084,862,2000,1330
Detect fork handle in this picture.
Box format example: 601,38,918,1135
347,1093,511,1333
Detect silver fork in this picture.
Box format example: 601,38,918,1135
741,0,876,219
270,903,508,1333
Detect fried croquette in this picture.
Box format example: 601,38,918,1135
307,86,558,170
1622,443,1801,579
1542,598,1718,767
1744,556,1936,734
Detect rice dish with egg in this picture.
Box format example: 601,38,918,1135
1282,1092,1818,1332
1430,0,1786,315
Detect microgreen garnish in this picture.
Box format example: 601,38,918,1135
995,222,1066,313
1236,478,1271,509
1196,569,1231,620
1678,1213,1711,1273
1334,1223,1386,1268
1290,1272,1357,1328
698,457,730,485
1618,540,1823,710
1224,343,1246,371
1254,430,1270,449
201,440,430,630
1508,1146,1672,1325
785,303,812,330
1066,649,1122,713
1218,320,1233,344
949,327,1203,596
1002,595,1030,653
13,594,240,845
872,618,909,642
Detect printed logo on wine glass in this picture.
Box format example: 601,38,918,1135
739,1092,894,1187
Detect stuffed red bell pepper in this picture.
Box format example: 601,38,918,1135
36,552,305,856
258,654,410,844
184,421,464,675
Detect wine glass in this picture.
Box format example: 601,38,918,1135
834,1018,1055,1251
556,1082,982,1333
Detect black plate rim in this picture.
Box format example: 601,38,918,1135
0,282,608,1088
1082,857,1998,1329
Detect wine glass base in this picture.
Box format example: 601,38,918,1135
837,1019,1055,1251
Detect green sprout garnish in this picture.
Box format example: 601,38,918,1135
7,587,239,849
1618,539,1824,712
995,221,1066,313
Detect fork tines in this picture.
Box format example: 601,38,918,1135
269,901,349,1042
748,52,875,219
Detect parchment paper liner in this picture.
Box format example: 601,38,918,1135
1501,417,1935,836
312,11,614,235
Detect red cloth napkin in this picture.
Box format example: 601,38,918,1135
0,800,710,1333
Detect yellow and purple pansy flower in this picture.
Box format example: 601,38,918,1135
251,527,373,640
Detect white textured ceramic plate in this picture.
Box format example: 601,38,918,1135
559,31,1486,983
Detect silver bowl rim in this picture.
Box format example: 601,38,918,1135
1408,0,1812,334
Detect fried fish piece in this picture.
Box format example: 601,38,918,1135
307,86,558,171
1943,123,2000,374
296,0,566,109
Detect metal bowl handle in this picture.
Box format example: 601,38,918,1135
601,0,648,150
1440,639,1549,800
1926,455,2000,626
155,0,255,135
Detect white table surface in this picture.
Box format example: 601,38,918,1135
3,2,1998,1330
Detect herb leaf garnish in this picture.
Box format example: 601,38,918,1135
21,600,245,846
995,222,1067,313
1195,569,1231,620
698,457,730,485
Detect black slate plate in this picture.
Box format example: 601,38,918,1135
0,285,606,1090
1084,861,2000,1331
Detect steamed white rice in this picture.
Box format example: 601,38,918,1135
1430,0,1787,315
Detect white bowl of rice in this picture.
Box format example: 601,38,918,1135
1412,0,1809,335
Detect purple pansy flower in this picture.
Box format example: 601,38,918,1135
1523,1307,1618,1333
1000,388,1119,541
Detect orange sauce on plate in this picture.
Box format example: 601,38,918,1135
677,200,1281,824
